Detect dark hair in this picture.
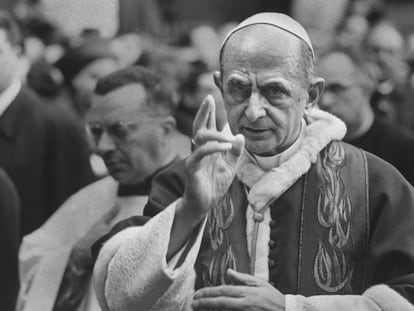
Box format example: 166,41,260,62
55,38,115,84
0,10,23,47
95,66,177,116
180,60,208,94
21,15,66,46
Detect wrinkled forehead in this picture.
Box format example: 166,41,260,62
220,25,302,76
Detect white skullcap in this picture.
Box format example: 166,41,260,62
221,12,315,59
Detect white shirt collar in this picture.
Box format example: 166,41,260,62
252,119,306,171
0,79,21,118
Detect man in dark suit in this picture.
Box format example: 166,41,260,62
0,168,19,311
0,11,95,236
318,46,414,185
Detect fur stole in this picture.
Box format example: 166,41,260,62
235,109,347,280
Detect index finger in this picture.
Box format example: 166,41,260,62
192,95,216,136
207,95,216,130
193,285,246,299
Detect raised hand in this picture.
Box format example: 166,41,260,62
166,95,244,260
183,95,245,218
192,269,285,311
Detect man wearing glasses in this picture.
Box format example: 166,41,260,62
17,66,187,311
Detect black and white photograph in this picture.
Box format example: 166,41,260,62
1,0,414,310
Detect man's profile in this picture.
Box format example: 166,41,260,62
18,66,187,311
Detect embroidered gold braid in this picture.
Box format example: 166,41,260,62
314,142,353,293
201,193,236,286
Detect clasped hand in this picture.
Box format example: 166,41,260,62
192,269,286,310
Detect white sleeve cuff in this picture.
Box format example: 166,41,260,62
285,293,381,311
285,285,414,311
94,198,208,311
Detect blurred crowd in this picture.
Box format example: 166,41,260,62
316,0,414,131
1,0,414,310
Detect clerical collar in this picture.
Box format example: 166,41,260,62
251,119,306,171
0,79,21,118
117,180,151,197
117,150,178,197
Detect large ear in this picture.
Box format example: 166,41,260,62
306,77,325,111
213,70,223,93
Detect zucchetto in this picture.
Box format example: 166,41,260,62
221,12,314,59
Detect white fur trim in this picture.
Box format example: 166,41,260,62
285,285,414,311
238,109,346,210
239,109,346,281
93,226,138,311
94,199,207,311
285,293,381,311
363,284,414,311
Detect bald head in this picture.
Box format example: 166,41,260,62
213,14,325,156
318,49,375,93
220,12,314,57
219,20,314,87
367,22,404,54
317,49,375,140
222,25,301,77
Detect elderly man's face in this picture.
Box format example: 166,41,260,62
367,24,404,62
317,52,371,136
366,23,407,83
217,25,310,156
88,84,170,184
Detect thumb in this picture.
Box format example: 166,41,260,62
192,95,216,137
226,269,261,286
225,134,245,167
231,134,245,157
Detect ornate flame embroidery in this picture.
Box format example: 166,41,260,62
201,193,236,286
314,142,353,293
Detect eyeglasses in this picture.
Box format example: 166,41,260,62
87,120,140,143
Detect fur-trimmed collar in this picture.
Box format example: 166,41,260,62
236,108,346,211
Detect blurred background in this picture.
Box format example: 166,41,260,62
0,0,413,212
2,0,414,129
0,0,413,229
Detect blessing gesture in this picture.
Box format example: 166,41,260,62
167,95,244,259
182,95,245,217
